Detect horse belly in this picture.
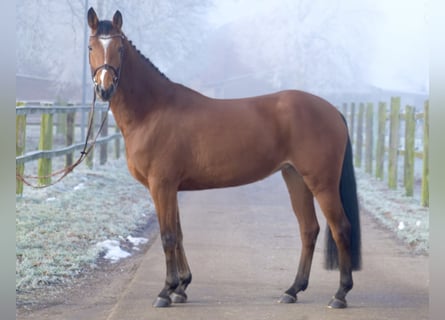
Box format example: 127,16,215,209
179,137,287,190
178,163,282,190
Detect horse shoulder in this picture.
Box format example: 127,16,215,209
126,156,150,188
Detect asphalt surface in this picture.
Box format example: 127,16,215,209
19,173,429,320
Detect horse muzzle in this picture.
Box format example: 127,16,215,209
92,64,121,101
95,83,116,101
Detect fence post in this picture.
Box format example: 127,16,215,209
365,102,374,174
388,97,400,189
86,110,95,169
404,105,415,196
114,126,121,159
375,102,386,180
349,102,356,144
16,102,26,195
355,103,364,168
342,102,348,118
421,100,429,206
100,110,109,165
66,104,75,166
56,102,67,135
37,104,53,185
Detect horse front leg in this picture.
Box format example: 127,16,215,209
150,179,180,308
170,207,192,303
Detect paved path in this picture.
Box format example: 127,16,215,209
20,173,429,319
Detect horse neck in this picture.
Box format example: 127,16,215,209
109,38,172,136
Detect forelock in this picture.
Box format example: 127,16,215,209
95,21,114,36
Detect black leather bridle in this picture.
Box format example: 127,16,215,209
89,34,125,90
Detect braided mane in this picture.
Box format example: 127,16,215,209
125,36,169,81
94,20,169,81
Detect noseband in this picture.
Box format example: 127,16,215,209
92,64,121,86
90,34,125,89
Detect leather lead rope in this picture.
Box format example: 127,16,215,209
16,91,111,189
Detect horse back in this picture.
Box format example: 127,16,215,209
125,88,346,191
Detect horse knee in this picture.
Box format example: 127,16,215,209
302,224,320,246
161,233,177,251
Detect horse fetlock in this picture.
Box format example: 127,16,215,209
296,279,309,292
340,278,353,292
181,273,192,287
165,276,180,292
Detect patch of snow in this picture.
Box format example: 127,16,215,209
127,236,148,246
96,239,131,263
46,197,56,202
73,183,85,191
398,221,405,230
95,236,149,263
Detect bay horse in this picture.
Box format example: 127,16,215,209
87,8,361,309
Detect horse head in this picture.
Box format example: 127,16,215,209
87,7,125,101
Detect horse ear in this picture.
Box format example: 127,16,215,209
113,10,123,31
87,7,99,30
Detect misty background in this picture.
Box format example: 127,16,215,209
16,0,429,105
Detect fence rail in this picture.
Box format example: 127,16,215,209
16,134,121,164
16,101,123,195
340,97,429,207
15,105,106,115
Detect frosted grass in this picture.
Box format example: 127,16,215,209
16,158,155,293
356,167,429,254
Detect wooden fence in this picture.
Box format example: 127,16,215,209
16,102,123,195
340,97,429,207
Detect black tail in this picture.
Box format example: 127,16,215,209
325,118,362,271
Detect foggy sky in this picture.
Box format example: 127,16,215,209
16,0,429,101
208,0,428,93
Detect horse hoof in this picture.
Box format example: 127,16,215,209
278,293,297,304
328,296,347,309
171,292,187,303
152,296,172,308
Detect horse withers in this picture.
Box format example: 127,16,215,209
87,8,361,309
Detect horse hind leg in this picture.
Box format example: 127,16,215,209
170,207,192,303
315,187,353,309
278,165,319,304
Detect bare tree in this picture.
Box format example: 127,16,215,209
231,0,379,94
16,0,214,99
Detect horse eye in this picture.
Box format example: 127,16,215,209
88,45,92,51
